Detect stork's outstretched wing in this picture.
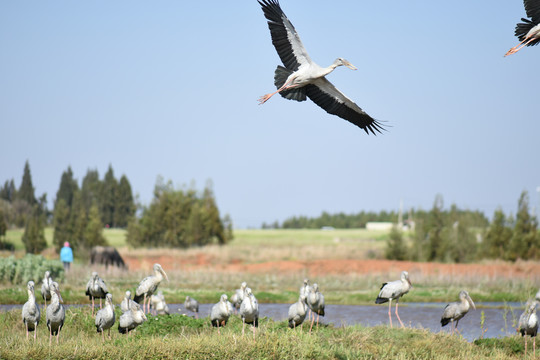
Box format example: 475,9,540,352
305,78,384,135
258,0,312,71
524,0,540,22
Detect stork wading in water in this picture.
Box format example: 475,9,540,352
95,293,116,341
133,263,169,314
85,272,108,316
505,0,540,56
258,0,384,134
22,281,40,341
375,271,412,328
517,299,538,358
184,296,200,318
440,290,476,335
46,282,65,345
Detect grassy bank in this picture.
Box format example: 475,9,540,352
0,307,529,359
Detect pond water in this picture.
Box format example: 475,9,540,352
3,302,524,342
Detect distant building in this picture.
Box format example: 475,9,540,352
365,222,394,231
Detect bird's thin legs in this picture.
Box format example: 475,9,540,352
505,37,537,56
34,323,37,341
316,313,320,329
525,336,528,358
310,314,316,333
49,329,52,346
101,329,105,342
395,299,405,328
242,319,245,336
108,328,111,340
25,323,29,340
388,299,393,328
99,298,102,310
143,294,147,314
258,81,298,104
91,296,95,316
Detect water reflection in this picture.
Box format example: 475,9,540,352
2,302,522,342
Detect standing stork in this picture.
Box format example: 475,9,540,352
440,290,476,335
306,283,325,333
41,271,53,309
239,288,259,339
133,263,169,314
95,293,116,341
118,301,147,335
230,281,247,313
150,290,170,315
375,271,412,328
505,0,540,56
288,294,308,329
211,294,232,335
258,0,384,134
184,296,200,318
46,282,65,345
120,290,132,314
518,300,538,358
85,272,108,316
22,280,40,341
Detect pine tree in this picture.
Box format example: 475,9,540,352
100,165,117,227
385,226,407,260
81,169,101,213
53,198,72,253
22,207,47,254
508,191,539,260
84,203,106,248
483,208,512,259
55,166,78,209
115,175,135,228
0,179,16,202
70,192,86,250
17,160,36,205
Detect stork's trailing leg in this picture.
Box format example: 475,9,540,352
395,299,405,328
258,80,298,104
505,37,537,56
388,299,393,328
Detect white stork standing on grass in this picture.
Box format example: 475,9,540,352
239,288,259,339
258,0,384,134
134,263,169,314
440,290,476,335
375,271,412,328
46,282,65,345
518,299,538,358
85,272,108,316
95,293,116,341
22,281,40,341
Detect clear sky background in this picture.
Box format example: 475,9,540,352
1,1,539,228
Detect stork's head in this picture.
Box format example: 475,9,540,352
154,263,169,282
27,281,35,293
401,271,412,287
220,294,228,303
44,271,50,279
51,282,63,303
334,58,357,70
460,290,476,310
106,293,113,305
125,290,131,299
92,271,99,279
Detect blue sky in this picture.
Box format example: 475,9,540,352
1,1,539,228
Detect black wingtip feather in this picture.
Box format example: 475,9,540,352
375,297,389,304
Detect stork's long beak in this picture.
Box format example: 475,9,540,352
344,61,357,70
57,290,64,303
162,269,169,282
468,295,476,310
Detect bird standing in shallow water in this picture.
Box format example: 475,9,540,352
133,263,169,314
375,271,412,328
258,0,384,134
22,280,40,341
440,290,476,335
517,299,538,358
184,296,200,318
505,0,540,56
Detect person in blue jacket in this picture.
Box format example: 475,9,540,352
60,241,73,271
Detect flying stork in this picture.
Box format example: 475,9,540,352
258,0,384,134
505,0,540,56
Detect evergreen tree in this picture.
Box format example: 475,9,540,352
70,192,87,250
81,169,101,213
508,191,539,260
115,175,135,228
84,203,106,248
385,226,407,260
17,160,36,205
0,208,7,237
55,166,78,209
483,208,512,259
427,194,445,261
22,207,47,254
53,198,72,253
0,179,16,202
100,165,117,227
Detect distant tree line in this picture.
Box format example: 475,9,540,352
126,177,233,248
267,210,400,229
386,192,539,263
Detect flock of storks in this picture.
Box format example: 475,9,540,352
20,265,539,356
